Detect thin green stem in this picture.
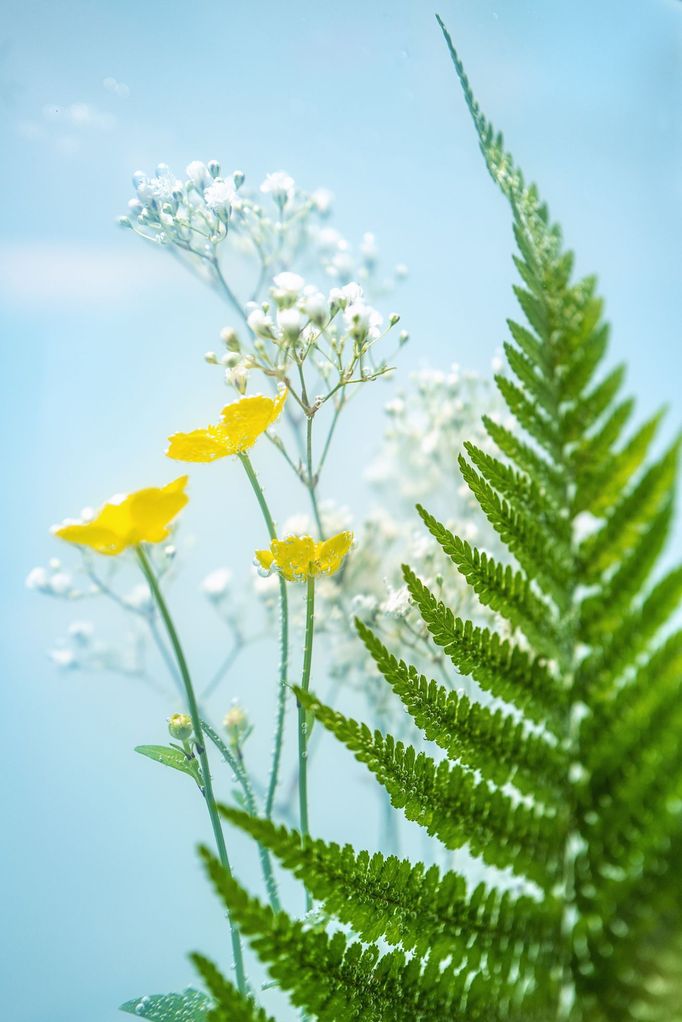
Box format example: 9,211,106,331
238,453,289,819
305,415,324,539
135,546,247,995
297,576,316,912
201,720,281,912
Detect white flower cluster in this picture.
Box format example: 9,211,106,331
26,559,87,599
49,621,146,678
121,162,407,304
119,160,241,249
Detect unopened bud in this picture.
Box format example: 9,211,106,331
388,312,400,327
220,327,241,351
168,713,193,741
223,704,248,746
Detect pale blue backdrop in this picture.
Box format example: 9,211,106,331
1,2,680,1020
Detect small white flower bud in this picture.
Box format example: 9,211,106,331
208,160,221,178
247,308,277,340
204,351,218,364
232,170,245,189
186,160,211,189
220,327,241,351
388,312,400,326
277,307,305,340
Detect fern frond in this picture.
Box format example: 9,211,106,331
219,806,561,975
574,408,666,517
578,566,682,700
297,688,563,886
578,437,679,579
403,564,565,727
198,845,541,1021
416,503,561,655
458,453,571,607
482,413,564,503
190,954,273,1022
356,619,565,800
578,500,673,642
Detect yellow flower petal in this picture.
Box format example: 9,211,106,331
219,389,288,454
128,476,189,543
166,427,232,462
52,521,129,556
315,530,353,576
167,390,288,463
52,477,189,556
255,548,275,572
256,530,353,582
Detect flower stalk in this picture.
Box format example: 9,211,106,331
238,453,289,819
135,545,247,994
298,576,316,911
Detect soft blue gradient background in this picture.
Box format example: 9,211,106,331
1,2,680,1019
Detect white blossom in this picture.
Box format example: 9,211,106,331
202,568,233,600
260,170,295,206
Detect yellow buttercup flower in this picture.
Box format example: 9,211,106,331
166,389,287,463
255,531,353,583
52,476,189,556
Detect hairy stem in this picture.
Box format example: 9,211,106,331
201,720,281,912
306,415,325,538
238,453,290,819
298,576,316,911
135,546,247,994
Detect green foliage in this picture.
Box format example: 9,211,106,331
190,17,682,1022
190,954,275,1022
135,744,198,780
120,988,211,1021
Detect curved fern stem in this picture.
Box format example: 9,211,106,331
135,545,247,995
238,453,290,821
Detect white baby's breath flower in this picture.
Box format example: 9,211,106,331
260,171,295,206
50,648,78,669
343,301,383,340
329,281,364,309
186,160,211,189
202,568,233,600
124,583,152,611
272,271,305,297
299,287,328,325
247,308,277,339
381,584,411,617
204,179,235,213
311,187,334,214
26,567,49,592
360,232,378,262
277,306,305,339
68,620,94,643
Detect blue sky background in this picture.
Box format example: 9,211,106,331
1,2,681,1020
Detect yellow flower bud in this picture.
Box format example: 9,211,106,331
168,713,193,741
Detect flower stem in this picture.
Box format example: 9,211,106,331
306,415,324,539
201,720,281,913
135,545,247,995
298,576,316,911
238,453,289,819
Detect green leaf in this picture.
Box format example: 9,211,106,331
190,955,274,1022
135,744,197,778
120,988,212,1021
